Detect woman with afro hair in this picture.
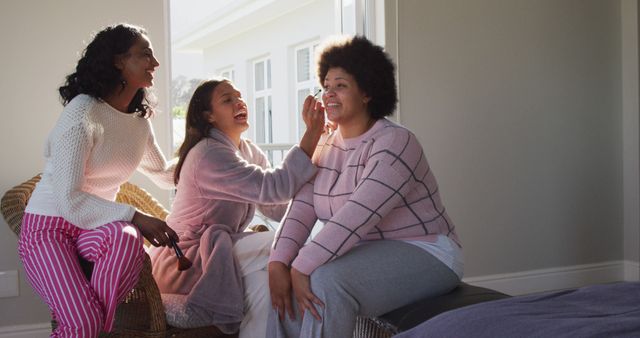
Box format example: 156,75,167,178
18,23,178,337
268,35,464,337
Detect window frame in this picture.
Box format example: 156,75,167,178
252,57,273,143
293,41,320,139
217,66,235,82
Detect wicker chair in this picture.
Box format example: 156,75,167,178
1,174,230,338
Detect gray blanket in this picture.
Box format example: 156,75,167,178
394,281,640,338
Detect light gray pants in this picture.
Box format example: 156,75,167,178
266,240,460,338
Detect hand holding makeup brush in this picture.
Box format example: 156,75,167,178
299,94,325,158
170,238,192,271
132,211,179,247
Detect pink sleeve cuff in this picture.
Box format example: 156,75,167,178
291,254,320,275
268,239,300,266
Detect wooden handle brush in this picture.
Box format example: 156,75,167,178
170,238,192,271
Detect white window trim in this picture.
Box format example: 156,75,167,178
217,66,235,82
344,0,382,43
294,41,320,139
252,57,272,143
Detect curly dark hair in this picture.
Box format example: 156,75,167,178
317,35,397,118
58,23,153,117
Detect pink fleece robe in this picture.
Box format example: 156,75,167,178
150,128,316,328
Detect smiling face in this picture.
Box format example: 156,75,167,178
322,67,371,129
207,81,249,143
115,34,159,89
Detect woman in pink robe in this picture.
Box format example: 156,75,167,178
150,79,325,337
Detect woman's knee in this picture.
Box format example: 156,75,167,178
107,221,145,250
85,222,146,267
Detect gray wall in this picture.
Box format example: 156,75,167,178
0,0,171,328
395,0,628,277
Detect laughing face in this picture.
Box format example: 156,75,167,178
322,67,370,129
207,81,249,142
116,34,159,89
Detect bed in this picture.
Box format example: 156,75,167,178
394,281,640,338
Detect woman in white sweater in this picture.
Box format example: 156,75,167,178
17,23,178,338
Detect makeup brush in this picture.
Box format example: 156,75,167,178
170,238,192,271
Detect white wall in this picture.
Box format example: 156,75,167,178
395,0,629,279
0,0,172,328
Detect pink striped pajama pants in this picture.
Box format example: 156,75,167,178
18,213,145,338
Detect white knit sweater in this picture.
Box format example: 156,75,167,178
26,94,175,230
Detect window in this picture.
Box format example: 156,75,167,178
252,58,272,143
169,0,383,228
294,42,320,139
169,0,384,150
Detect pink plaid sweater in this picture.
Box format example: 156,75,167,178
270,118,461,275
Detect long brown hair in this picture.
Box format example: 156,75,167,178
174,79,227,184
